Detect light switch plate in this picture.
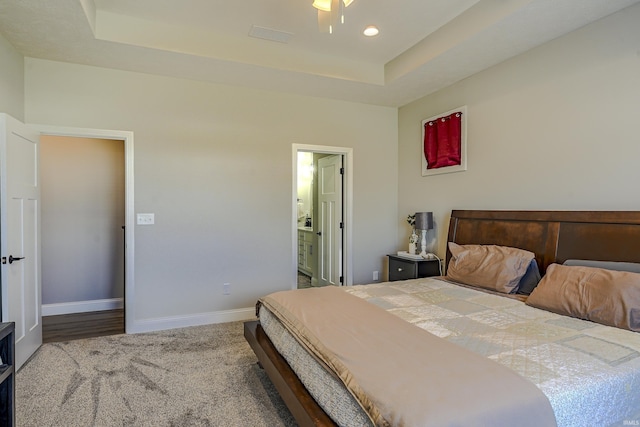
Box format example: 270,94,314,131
137,213,155,225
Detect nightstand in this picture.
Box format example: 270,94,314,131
388,254,441,281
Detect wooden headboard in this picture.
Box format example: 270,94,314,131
446,210,640,274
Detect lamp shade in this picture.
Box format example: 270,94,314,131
313,0,353,10
312,0,331,11
414,212,434,230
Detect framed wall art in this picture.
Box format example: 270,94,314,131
421,106,467,176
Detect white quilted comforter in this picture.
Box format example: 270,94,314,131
345,278,640,427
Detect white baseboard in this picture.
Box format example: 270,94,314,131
42,298,124,316
43,300,256,334
127,307,256,334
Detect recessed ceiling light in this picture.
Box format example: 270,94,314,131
363,26,379,37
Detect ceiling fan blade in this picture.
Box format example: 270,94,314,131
318,10,331,33
330,0,340,27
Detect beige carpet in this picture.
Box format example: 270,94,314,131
16,321,296,426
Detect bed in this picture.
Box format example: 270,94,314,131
244,210,640,426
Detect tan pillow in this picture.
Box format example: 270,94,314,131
446,242,535,293
526,263,640,332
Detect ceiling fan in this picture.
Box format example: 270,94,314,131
312,0,354,33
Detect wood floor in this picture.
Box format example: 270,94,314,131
42,309,125,343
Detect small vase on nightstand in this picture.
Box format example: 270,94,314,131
408,229,419,254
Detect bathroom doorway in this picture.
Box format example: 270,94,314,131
293,145,352,289
296,152,315,288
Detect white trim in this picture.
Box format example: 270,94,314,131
42,298,124,316
127,307,256,334
0,115,8,320
33,124,135,333
292,144,353,288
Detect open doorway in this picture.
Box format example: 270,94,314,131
293,144,353,289
40,135,125,340
36,125,135,335
296,152,314,287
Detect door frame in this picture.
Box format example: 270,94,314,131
35,124,135,333
292,144,353,288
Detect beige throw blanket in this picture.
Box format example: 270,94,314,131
260,286,556,427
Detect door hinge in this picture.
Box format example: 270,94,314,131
339,276,343,284
339,222,344,229
1,257,5,265
339,167,344,175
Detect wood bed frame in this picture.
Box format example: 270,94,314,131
244,210,640,427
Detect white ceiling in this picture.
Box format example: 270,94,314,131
0,0,638,107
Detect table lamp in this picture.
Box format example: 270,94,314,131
414,212,434,258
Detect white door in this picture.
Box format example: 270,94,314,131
0,113,41,369
317,155,343,287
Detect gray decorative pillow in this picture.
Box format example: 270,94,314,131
516,259,541,295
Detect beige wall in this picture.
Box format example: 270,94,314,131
0,32,24,121
25,59,398,324
40,135,125,305
398,4,640,256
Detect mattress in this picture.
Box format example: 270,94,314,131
260,306,374,427
259,277,640,427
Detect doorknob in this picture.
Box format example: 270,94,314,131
8,255,24,264
316,231,322,236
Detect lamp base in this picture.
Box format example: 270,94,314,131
420,229,427,257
